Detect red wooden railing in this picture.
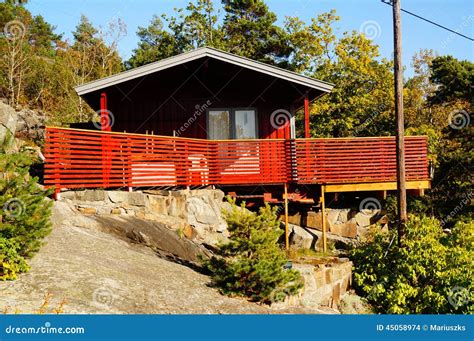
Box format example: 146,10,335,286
44,127,429,190
294,136,429,183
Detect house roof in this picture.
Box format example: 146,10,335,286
75,47,334,96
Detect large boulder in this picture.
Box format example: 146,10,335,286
0,101,17,146
289,225,316,249
15,107,45,142
329,220,357,238
289,224,357,251
98,215,210,265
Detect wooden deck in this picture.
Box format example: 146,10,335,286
44,127,430,192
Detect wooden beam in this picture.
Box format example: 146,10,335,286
393,0,407,243
304,95,310,138
321,185,327,253
324,180,431,193
100,92,110,131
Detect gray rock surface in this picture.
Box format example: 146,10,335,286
15,107,45,142
60,189,230,247
0,201,331,314
0,101,17,146
289,224,357,251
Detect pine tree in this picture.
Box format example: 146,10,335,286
0,145,53,279
222,0,290,66
204,200,303,303
127,15,182,68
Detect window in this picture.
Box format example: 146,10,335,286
207,108,257,140
235,110,257,139
208,110,231,140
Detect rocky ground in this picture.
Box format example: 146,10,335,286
0,201,335,314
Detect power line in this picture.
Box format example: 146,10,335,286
381,0,474,41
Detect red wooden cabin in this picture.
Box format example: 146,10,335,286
44,47,430,203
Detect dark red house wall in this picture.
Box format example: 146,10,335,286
84,57,318,139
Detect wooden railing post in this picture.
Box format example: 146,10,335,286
284,182,289,251
48,128,61,200
321,184,327,253
127,136,133,191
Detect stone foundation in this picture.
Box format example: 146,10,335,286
60,189,230,247
273,257,352,310
284,208,387,240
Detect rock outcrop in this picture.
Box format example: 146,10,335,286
0,99,45,146
0,199,336,314
0,99,45,150
0,201,270,314
0,100,17,146
15,107,45,142
59,189,230,265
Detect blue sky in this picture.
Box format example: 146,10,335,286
26,0,474,77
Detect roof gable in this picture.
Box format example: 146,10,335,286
75,47,334,96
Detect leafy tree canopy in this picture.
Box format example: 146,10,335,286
429,55,474,105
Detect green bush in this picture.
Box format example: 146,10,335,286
384,194,431,223
350,215,473,314
0,149,53,280
203,201,303,303
0,238,29,280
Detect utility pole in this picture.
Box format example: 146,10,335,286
392,0,407,244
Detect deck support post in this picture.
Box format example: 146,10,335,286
304,95,310,138
284,183,289,251
100,92,110,131
321,185,327,253
100,92,111,187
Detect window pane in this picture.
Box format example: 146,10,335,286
235,110,257,139
208,110,230,139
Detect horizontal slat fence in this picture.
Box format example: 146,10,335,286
294,137,429,183
44,128,289,188
44,127,429,190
